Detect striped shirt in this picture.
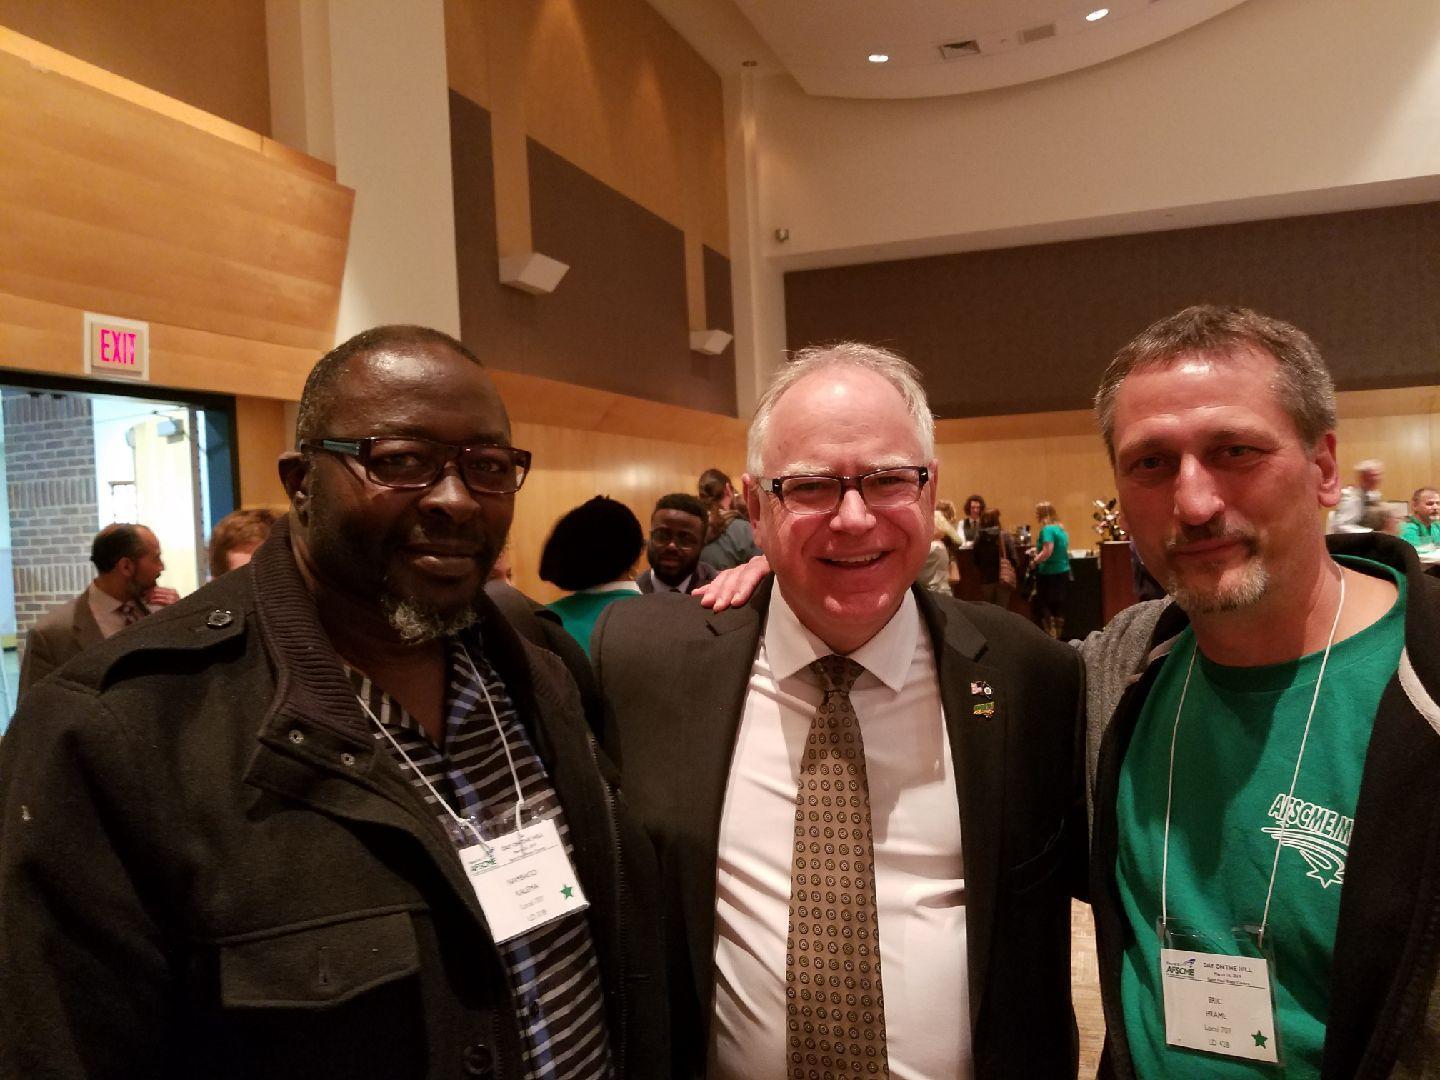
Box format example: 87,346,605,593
346,631,615,1080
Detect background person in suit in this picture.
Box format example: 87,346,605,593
595,342,1084,1079
19,522,178,694
637,493,717,595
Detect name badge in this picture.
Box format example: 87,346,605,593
1160,946,1279,1064
459,817,589,944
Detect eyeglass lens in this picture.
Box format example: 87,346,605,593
366,438,526,493
778,468,924,513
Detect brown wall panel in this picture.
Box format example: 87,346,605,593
0,0,270,134
786,203,1440,419
451,91,738,416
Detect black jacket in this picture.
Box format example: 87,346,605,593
0,520,667,1080
594,582,1086,1078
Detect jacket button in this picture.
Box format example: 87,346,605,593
461,1042,493,1077
206,609,234,628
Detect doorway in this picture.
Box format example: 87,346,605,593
0,376,236,729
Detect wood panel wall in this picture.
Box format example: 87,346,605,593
0,1,271,134
786,202,1440,420
445,0,736,413
444,0,727,256
0,29,351,525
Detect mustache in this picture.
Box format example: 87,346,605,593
1163,521,1258,554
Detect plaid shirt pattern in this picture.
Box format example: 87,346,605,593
347,631,614,1080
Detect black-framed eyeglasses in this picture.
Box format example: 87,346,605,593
762,465,930,516
650,526,703,550
301,437,531,495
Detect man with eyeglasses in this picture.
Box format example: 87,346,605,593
593,343,1085,1078
637,493,717,595
0,325,666,1080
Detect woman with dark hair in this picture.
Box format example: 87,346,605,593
697,467,760,570
959,493,986,543
1030,500,1071,638
972,508,1020,608
540,496,644,655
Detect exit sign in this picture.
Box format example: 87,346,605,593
84,312,149,382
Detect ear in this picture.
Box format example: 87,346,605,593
742,473,765,547
278,451,311,522
1313,431,1341,509
925,458,940,512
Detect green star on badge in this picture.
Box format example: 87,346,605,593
1252,1031,1268,1048
560,884,574,900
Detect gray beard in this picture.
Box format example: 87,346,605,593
1165,562,1269,615
381,594,479,644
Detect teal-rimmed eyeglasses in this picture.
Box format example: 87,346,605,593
301,437,532,495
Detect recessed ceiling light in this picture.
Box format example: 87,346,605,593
1085,8,1110,21
867,53,890,63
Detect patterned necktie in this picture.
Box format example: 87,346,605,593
786,655,890,1079
118,600,143,626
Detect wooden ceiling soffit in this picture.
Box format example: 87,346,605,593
0,31,353,355
489,368,746,446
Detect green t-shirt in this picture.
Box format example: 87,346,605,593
1399,516,1440,552
1116,557,1406,1078
1038,523,1070,575
544,588,640,657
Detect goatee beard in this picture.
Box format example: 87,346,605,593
381,594,479,644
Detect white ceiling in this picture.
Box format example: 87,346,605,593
648,0,1249,99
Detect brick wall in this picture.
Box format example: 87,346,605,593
4,392,99,637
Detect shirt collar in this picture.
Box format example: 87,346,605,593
579,580,642,595
88,581,140,616
763,585,919,693
652,572,692,593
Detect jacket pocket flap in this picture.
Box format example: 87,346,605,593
220,910,420,1009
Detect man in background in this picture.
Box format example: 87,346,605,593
1329,458,1387,532
19,521,178,694
597,342,1083,1078
637,493,716,594
1400,485,1440,555
1084,306,1440,1077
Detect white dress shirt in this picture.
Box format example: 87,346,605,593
708,587,971,1079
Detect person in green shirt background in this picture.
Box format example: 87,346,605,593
1399,485,1440,553
541,495,644,656
1031,499,1071,638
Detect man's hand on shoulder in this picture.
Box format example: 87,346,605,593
694,555,771,611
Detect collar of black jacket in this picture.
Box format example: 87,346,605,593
249,515,551,758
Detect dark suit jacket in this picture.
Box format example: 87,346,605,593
484,579,603,738
19,589,105,695
635,563,718,596
592,580,1086,1078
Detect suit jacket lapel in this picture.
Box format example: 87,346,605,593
681,579,772,1021
916,589,1003,1030
72,590,105,649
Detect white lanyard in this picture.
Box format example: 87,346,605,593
1160,571,1346,946
354,641,528,842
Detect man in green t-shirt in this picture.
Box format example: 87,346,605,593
1082,305,1440,1078
1399,486,1440,554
